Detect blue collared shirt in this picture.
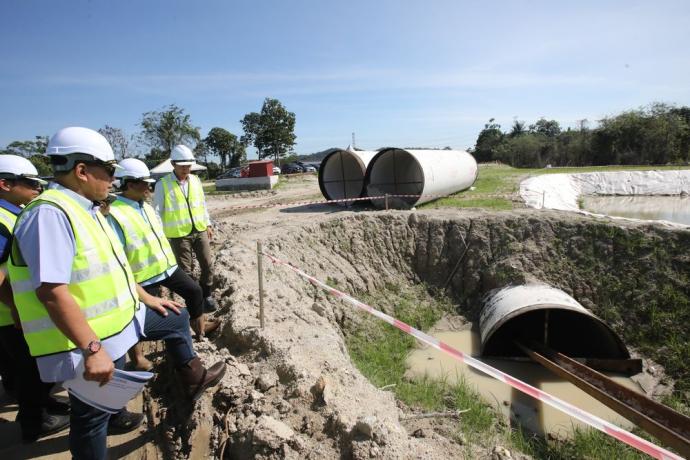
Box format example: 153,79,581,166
12,184,146,382
106,195,178,286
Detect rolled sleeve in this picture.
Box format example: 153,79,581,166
14,206,76,288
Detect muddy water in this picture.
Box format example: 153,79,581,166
406,329,643,439
582,195,690,225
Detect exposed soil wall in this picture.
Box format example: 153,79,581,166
175,208,690,459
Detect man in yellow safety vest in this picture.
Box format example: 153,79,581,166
0,155,70,442
107,158,219,370
8,127,226,459
153,145,218,312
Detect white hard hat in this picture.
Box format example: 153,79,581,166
115,158,156,183
46,127,120,172
170,145,195,166
0,155,48,185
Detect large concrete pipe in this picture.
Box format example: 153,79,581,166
318,147,378,204
479,284,629,359
364,148,478,209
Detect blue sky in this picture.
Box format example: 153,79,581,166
1,0,689,158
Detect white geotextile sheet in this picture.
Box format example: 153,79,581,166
519,169,690,228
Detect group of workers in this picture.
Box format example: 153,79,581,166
0,126,226,459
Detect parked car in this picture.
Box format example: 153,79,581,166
217,167,243,179
303,165,317,173
281,163,303,174
273,166,281,175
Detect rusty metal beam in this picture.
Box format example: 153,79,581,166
516,341,690,458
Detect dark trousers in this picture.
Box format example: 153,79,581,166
0,325,53,434
143,268,203,319
69,307,195,460
169,231,214,298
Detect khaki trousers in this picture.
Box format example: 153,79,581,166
169,230,214,298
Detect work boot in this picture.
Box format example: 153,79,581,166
203,296,218,313
177,357,226,402
20,410,70,443
108,409,145,435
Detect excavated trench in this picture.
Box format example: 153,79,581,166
188,210,690,458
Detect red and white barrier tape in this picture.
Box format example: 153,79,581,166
261,251,682,460
217,192,514,211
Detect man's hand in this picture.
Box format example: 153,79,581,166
144,296,183,317
136,284,183,316
83,348,115,386
207,226,213,241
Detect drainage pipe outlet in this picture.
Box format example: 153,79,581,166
479,284,629,359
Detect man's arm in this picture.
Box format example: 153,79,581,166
152,181,164,215
36,283,114,385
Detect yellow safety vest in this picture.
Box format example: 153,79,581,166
8,189,139,357
159,174,208,238
109,198,177,283
0,206,17,327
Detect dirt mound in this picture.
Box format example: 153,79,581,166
152,203,690,458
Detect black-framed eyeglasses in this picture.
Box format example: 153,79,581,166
84,160,117,177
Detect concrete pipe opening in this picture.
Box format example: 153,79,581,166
318,148,377,204
479,284,630,359
365,148,478,209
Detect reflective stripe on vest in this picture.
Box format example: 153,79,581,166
7,189,139,357
159,174,208,238
0,206,17,327
109,199,177,283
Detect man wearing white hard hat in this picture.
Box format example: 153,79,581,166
0,155,71,442
8,127,226,459
107,158,219,370
153,145,217,312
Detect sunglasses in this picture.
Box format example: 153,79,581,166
12,177,43,190
83,160,117,177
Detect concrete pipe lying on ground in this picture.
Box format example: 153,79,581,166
364,148,478,209
318,147,378,204
479,284,630,359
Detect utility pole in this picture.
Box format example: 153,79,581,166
352,132,356,149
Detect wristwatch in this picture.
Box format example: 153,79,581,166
83,340,102,356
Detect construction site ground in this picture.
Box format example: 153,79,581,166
0,172,686,459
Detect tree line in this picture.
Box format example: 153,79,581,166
472,103,690,167
0,97,297,178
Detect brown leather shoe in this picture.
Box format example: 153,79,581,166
177,357,227,401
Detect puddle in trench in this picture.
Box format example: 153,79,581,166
406,329,643,439
582,195,690,225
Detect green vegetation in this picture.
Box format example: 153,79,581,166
344,282,658,459
473,103,690,167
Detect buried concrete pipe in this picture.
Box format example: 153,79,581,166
479,284,630,359
364,148,478,209
318,146,378,204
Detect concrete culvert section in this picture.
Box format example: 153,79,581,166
479,284,630,359
364,148,478,209
318,147,377,203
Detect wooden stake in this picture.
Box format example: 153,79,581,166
257,241,265,329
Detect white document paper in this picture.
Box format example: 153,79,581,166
62,362,154,413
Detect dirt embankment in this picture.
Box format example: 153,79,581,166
158,199,689,459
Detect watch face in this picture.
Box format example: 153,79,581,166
88,341,101,354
